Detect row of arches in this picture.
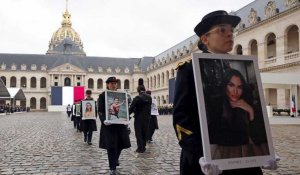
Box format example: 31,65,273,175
153,95,169,106
234,25,299,59
87,78,130,89
29,97,47,109
147,69,176,89
1,76,47,88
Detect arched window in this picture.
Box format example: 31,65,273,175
171,69,175,78
166,71,170,86
147,78,149,89
286,25,299,54
124,79,130,89
40,77,46,88
88,78,94,89
21,77,27,88
30,77,36,88
1,76,6,85
157,74,160,88
40,97,46,109
236,44,243,55
154,76,156,88
64,77,71,86
266,33,276,59
30,97,36,109
162,72,165,87
150,77,153,88
249,40,258,56
117,79,121,89
138,78,144,86
97,79,103,89
10,76,16,87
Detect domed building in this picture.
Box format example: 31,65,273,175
47,9,85,56
0,0,300,114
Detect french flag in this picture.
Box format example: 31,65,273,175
51,86,85,105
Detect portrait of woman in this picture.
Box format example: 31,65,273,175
84,102,94,118
208,68,269,159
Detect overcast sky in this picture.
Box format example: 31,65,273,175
0,0,254,58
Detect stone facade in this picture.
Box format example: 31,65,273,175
1,0,300,112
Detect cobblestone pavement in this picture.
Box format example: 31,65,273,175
0,112,299,175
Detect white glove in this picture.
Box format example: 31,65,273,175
123,121,130,125
104,120,112,125
199,157,222,175
262,154,280,170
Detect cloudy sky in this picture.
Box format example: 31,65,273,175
0,0,253,58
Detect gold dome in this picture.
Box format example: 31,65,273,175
47,9,85,55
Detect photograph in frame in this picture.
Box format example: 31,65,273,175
151,99,159,116
192,53,274,170
105,90,129,124
75,103,81,117
81,100,96,120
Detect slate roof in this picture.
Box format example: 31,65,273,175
0,53,156,73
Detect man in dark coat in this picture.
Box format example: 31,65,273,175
129,85,152,153
98,76,131,175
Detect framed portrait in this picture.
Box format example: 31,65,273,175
192,53,274,170
75,103,81,117
81,100,96,120
72,104,76,116
151,99,159,116
105,90,129,124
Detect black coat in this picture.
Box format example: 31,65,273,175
129,92,152,123
172,60,203,154
98,92,131,150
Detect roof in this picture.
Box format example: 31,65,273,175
7,88,26,100
0,53,154,73
0,79,10,99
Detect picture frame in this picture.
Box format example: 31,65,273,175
192,53,274,170
81,100,97,120
75,103,81,117
105,90,129,124
151,98,159,116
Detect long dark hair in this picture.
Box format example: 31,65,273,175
221,69,252,120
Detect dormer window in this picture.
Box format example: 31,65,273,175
21,64,27,71
31,64,37,71
11,64,17,70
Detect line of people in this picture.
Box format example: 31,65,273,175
66,76,159,175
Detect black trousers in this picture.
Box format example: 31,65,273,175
134,120,149,151
107,148,122,170
180,149,203,175
84,131,93,142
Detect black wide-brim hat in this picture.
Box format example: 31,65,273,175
106,76,117,83
194,10,241,37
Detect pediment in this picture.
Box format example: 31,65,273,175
49,63,85,73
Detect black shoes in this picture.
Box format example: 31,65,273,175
87,142,92,145
135,148,145,153
84,137,87,143
116,160,120,166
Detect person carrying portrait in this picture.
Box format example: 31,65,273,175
129,85,152,153
146,90,159,143
74,101,82,132
98,77,131,175
173,10,278,175
80,90,97,145
66,104,72,117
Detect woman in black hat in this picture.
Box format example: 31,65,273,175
173,10,275,175
98,77,131,175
